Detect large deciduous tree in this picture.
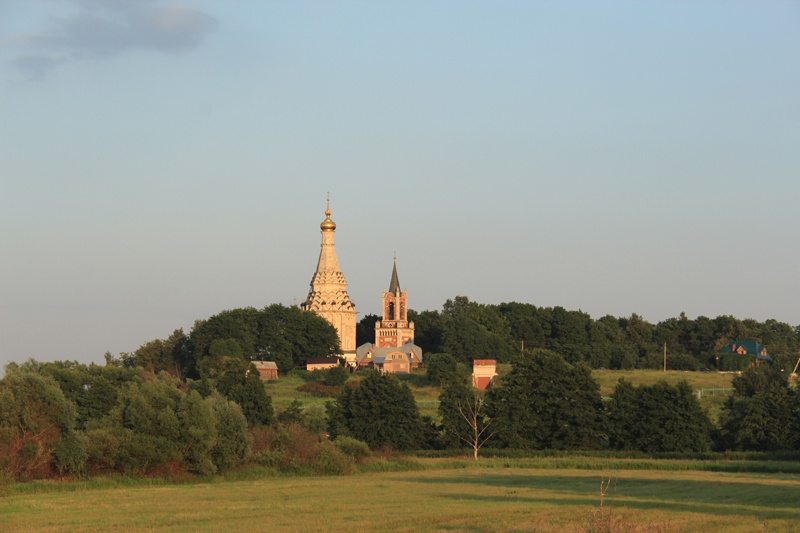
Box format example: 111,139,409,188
718,364,798,451
0,369,83,480
327,371,423,450
485,349,606,450
606,379,712,453
188,304,340,377
426,353,460,386
440,296,517,363
408,309,445,354
438,379,494,458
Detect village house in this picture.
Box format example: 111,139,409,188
249,361,279,380
718,340,772,370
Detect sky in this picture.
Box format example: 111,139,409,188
1,1,799,371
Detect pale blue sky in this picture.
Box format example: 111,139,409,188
1,1,799,370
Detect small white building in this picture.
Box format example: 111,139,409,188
472,359,498,390
306,356,341,371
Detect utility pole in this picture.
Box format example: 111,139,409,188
663,342,667,372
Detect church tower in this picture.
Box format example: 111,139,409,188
301,200,357,362
375,258,415,348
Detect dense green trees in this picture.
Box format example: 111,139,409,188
407,297,799,371
425,353,460,386
356,313,379,346
0,369,82,480
606,380,713,453
486,349,606,450
214,362,274,427
4,295,800,483
327,372,423,450
122,329,189,376
188,304,340,377
718,365,798,451
440,297,518,363
0,363,255,479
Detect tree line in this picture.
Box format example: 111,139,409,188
113,297,800,379
3,298,799,482
356,296,800,371
333,349,800,459
4,347,798,482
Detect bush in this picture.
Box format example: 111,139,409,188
54,431,88,476
718,354,754,372
84,428,121,473
0,371,78,481
277,400,305,424
248,424,354,475
303,366,349,387
313,442,354,475
322,366,350,387
208,394,249,472
300,404,328,434
333,436,371,461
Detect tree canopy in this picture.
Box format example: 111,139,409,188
606,379,713,453
327,372,424,450
718,365,798,451
188,304,340,377
486,349,606,450
406,297,799,371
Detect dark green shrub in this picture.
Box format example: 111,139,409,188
333,436,371,461
323,366,349,387
313,443,354,475
208,394,249,472
54,431,88,476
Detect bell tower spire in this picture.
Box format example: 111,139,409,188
375,257,414,348
302,197,357,361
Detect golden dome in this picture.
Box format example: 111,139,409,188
320,208,336,231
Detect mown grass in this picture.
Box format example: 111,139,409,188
3,460,799,532
264,374,332,410
590,369,735,397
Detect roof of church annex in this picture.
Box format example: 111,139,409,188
356,342,423,365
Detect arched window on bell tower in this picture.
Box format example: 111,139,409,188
388,301,395,321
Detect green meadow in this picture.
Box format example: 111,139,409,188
3,459,800,532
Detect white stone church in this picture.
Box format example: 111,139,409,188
301,202,423,373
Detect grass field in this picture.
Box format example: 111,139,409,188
590,369,735,397
3,459,800,531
